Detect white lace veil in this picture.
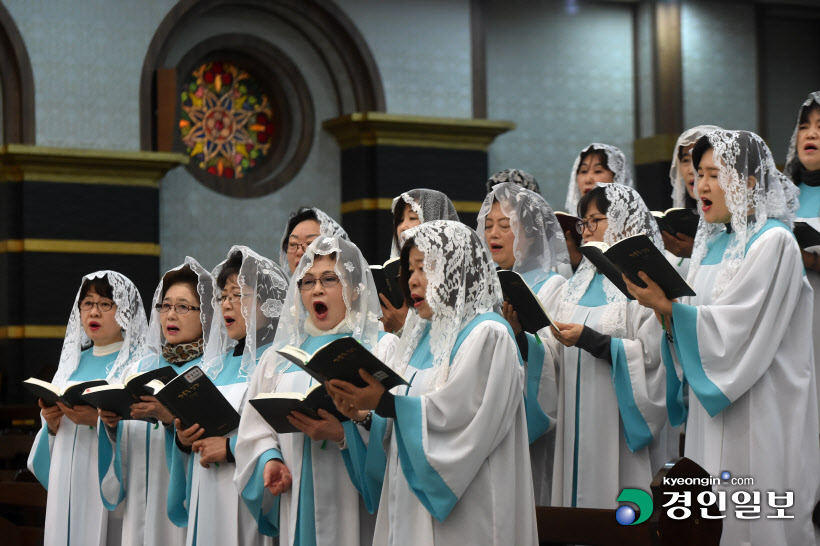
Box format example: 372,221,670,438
278,207,349,273
390,189,460,258
565,143,633,212
670,125,723,208
486,168,541,194
557,183,663,338
688,130,799,298
476,182,569,285
784,91,820,182
393,220,502,393
52,271,149,387
203,246,289,382
139,257,215,371
259,235,381,392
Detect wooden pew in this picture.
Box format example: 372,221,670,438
537,457,722,546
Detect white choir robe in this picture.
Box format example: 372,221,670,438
342,314,539,546
662,220,820,546
664,249,691,280
233,331,397,546
549,273,675,509
165,346,273,546
96,354,202,546
28,349,124,546
795,182,820,419
518,270,565,506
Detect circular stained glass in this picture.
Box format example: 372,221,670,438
179,61,276,179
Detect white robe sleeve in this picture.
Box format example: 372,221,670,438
391,320,525,521
668,227,807,416
608,302,667,452
232,347,283,537
27,418,54,488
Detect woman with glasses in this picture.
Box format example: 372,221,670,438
234,235,398,546
476,182,567,505
563,144,633,270
28,271,148,546
166,246,288,546
96,258,214,546
381,189,460,334
548,183,671,509
324,221,538,545
279,207,348,276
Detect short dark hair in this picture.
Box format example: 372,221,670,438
577,184,610,218
692,135,713,171
282,207,319,253
161,265,200,303
799,101,820,125
576,148,610,174
217,251,243,289
78,275,114,306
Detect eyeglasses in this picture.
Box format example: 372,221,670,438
79,300,116,312
576,216,607,235
218,293,252,305
155,303,201,314
287,239,317,254
298,274,340,292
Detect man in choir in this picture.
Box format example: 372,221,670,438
625,130,820,545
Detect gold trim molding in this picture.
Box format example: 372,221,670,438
0,144,188,186
0,239,160,256
323,113,515,151
341,197,483,214
0,325,66,339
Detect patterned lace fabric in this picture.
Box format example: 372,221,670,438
669,125,723,208
557,183,662,338
486,168,541,194
393,220,502,393
565,143,633,213
688,130,799,298
52,270,149,386
390,189,459,258
278,207,348,272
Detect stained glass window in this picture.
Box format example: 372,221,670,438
179,61,276,179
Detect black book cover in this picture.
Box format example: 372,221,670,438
277,337,408,390
578,234,696,300
653,208,700,239
80,366,179,421
249,385,348,434
496,270,553,334
152,366,241,438
555,212,582,246
794,222,820,250
371,257,405,308
23,378,108,407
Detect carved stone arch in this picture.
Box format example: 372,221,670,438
139,0,385,152
0,3,35,144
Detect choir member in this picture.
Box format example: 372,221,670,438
327,220,539,545
381,189,459,334
166,246,287,546
234,235,398,546
97,258,214,546
550,183,672,509
279,207,348,276
626,130,820,545
486,168,541,195
476,181,567,504
28,271,148,546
